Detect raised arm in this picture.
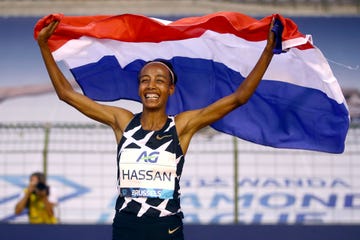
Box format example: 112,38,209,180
176,18,277,153
14,183,36,215
37,21,133,142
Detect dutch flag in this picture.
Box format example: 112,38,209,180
34,12,349,153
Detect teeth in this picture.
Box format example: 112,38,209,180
145,94,159,99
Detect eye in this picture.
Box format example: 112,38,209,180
140,78,150,84
156,78,165,84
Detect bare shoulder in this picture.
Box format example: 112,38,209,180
174,110,200,134
174,110,205,154
97,104,133,143
108,105,134,131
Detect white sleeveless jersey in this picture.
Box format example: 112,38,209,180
116,114,185,218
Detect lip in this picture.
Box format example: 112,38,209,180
144,93,160,99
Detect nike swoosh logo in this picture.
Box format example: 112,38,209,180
168,226,181,235
156,134,172,140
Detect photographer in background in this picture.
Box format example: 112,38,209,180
15,172,58,224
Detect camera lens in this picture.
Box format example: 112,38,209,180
36,182,47,190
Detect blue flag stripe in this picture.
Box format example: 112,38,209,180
72,55,348,153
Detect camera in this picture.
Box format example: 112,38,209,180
35,182,50,195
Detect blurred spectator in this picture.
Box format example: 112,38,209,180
14,172,58,224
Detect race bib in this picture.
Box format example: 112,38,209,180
118,148,177,199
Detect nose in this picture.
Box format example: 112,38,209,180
146,79,156,89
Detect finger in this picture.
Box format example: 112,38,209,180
40,21,59,40
47,20,59,33
269,15,276,31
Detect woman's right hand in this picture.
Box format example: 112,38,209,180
37,20,59,46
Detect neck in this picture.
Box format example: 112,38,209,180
140,110,168,131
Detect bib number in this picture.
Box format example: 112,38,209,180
118,149,176,199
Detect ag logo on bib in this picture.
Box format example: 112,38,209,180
136,151,159,163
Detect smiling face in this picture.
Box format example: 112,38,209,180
138,62,175,111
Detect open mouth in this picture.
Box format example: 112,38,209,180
145,93,159,100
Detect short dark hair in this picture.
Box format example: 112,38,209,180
31,172,46,184
142,59,178,85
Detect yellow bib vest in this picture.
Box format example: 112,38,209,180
25,189,57,224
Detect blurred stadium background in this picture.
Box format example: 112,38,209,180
1,0,360,239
